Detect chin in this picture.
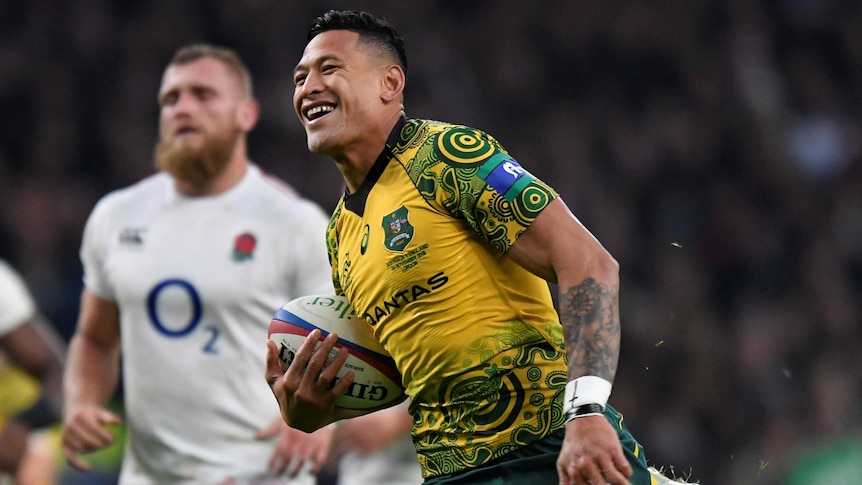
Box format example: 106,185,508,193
306,134,335,156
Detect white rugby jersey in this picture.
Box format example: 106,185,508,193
80,164,332,484
0,259,36,336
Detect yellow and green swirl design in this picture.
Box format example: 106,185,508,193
436,127,497,166
395,119,558,254
409,321,568,477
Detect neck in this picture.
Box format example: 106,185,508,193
333,110,404,193
175,143,250,197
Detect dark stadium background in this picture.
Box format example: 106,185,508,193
1,1,861,483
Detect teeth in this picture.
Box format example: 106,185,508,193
306,105,334,119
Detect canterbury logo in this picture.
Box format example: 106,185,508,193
119,228,145,245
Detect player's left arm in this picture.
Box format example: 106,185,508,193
507,198,634,484
507,198,621,383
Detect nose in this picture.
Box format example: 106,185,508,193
297,70,325,98
178,91,196,112
168,91,196,117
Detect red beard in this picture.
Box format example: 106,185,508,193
154,128,239,190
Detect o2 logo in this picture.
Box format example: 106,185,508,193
147,279,219,354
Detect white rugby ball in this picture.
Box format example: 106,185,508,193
268,294,405,410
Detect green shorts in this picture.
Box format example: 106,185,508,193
423,404,651,485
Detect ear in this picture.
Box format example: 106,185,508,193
380,64,406,104
237,99,260,132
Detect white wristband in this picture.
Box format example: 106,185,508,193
563,376,612,421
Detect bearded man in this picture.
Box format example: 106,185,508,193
61,44,336,485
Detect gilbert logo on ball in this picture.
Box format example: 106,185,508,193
268,294,405,410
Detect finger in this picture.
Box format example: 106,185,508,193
82,417,119,448
314,342,354,396
269,450,306,477
329,367,355,397
97,409,123,426
578,460,604,485
298,458,315,477
282,455,303,478
556,456,574,485
308,441,329,474
307,453,324,474
286,329,323,379
569,468,587,485
612,450,634,479
265,339,281,385
255,419,281,440
269,453,287,476
316,344,349,389
64,425,113,453
303,331,337,378
599,457,631,485
90,428,117,447
62,447,91,471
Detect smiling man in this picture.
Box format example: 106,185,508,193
265,10,690,485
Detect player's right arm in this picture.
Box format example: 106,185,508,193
329,399,413,460
61,288,123,470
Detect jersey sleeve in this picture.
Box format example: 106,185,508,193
285,199,336,297
0,260,37,335
79,196,117,301
420,125,558,254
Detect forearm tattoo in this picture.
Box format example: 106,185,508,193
559,277,620,382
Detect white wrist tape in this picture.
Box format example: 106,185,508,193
563,376,612,418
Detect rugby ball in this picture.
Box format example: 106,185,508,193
268,294,405,410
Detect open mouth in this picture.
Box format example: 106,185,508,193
305,104,335,121
175,126,200,137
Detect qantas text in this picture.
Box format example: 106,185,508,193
362,271,449,326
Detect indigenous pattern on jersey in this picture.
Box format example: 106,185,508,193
326,118,568,478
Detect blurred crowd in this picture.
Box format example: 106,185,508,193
1,1,861,483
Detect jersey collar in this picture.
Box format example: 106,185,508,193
344,116,407,216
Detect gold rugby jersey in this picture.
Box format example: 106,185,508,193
326,117,569,478
0,359,39,429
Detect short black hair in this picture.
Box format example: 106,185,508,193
307,10,407,76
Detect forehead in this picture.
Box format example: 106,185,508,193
296,30,364,68
159,57,241,96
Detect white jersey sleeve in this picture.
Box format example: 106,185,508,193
0,259,37,336
80,190,119,301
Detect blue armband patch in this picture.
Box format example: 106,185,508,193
477,153,536,202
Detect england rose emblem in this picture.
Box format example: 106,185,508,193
233,233,256,262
